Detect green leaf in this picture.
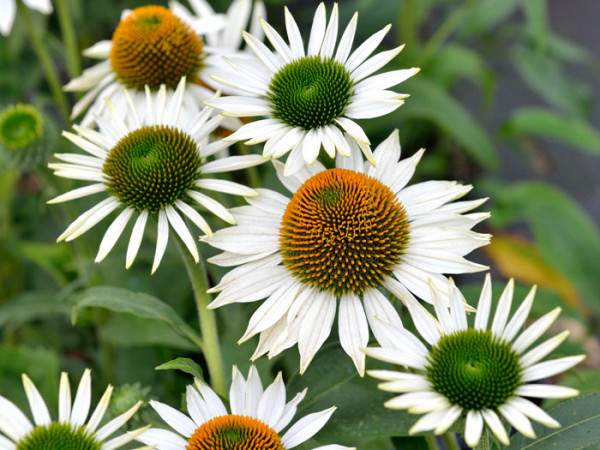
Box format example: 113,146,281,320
458,0,520,38
507,393,600,449
511,45,592,118
156,357,204,380
501,108,600,156
100,314,198,350
399,77,499,169
288,346,415,445
0,345,59,411
425,44,486,87
71,286,203,350
11,241,73,286
482,180,600,313
0,291,70,328
521,0,549,49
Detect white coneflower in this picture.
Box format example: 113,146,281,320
169,0,266,96
0,369,148,449
205,130,489,375
208,2,419,175
49,78,264,273
0,0,52,37
63,4,226,127
137,366,353,450
365,275,585,448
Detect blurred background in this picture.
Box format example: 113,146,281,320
1,0,599,448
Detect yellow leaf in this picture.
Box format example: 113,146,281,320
484,234,589,314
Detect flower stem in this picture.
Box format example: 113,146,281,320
424,435,440,450
177,239,227,397
55,0,81,78
442,433,460,450
475,428,490,450
18,0,70,123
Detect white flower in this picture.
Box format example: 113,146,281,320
49,78,264,273
169,0,267,95
365,274,586,448
205,130,489,375
63,4,232,127
0,368,148,450
137,366,353,450
208,2,419,176
0,0,52,37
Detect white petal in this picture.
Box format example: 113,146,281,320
521,355,586,382
464,410,484,448
95,208,134,263
319,3,338,58
47,183,106,204
498,403,536,438
281,407,336,448
152,210,169,274
502,285,536,343
298,292,337,373
188,190,235,224
70,369,92,426
520,330,570,368
334,12,357,64
474,274,492,330
136,428,189,449
22,375,51,426
257,373,286,428
345,24,391,73
491,279,514,336
58,372,71,423
481,409,509,446
149,400,197,437
86,385,113,433
194,379,228,418
338,294,369,375
126,210,148,269
516,384,579,399
165,205,199,263
513,307,562,354
307,3,326,56
508,397,560,428
186,385,210,425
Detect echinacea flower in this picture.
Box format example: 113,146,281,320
49,78,263,273
205,130,489,374
0,368,148,449
169,0,266,96
64,4,224,127
365,275,585,448
0,0,52,37
208,2,419,175
137,366,352,450
0,103,55,170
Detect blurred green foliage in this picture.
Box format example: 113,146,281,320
1,0,600,448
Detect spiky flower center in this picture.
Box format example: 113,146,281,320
16,422,101,450
103,125,201,213
187,415,284,450
267,56,354,130
0,104,42,149
110,5,203,90
426,329,522,411
279,169,410,296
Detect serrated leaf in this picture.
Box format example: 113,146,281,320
501,108,600,156
156,357,204,380
507,393,600,449
71,286,203,350
399,78,499,169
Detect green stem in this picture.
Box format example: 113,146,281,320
399,0,417,47
18,0,70,123
235,142,261,188
55,0,81,78
442,432,460,450
177,239,227,397
419,0,475,65
475,427,490,450
424,435,440,450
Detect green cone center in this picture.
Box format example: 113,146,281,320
103,125,201,213
279,169,410,296
267,56,354,130
187,414,284,450
426,329,522,411
0,104,43,149
17,422,101,450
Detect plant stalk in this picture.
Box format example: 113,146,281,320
55,0,81,78
177,239,227,397
18,0,70,123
